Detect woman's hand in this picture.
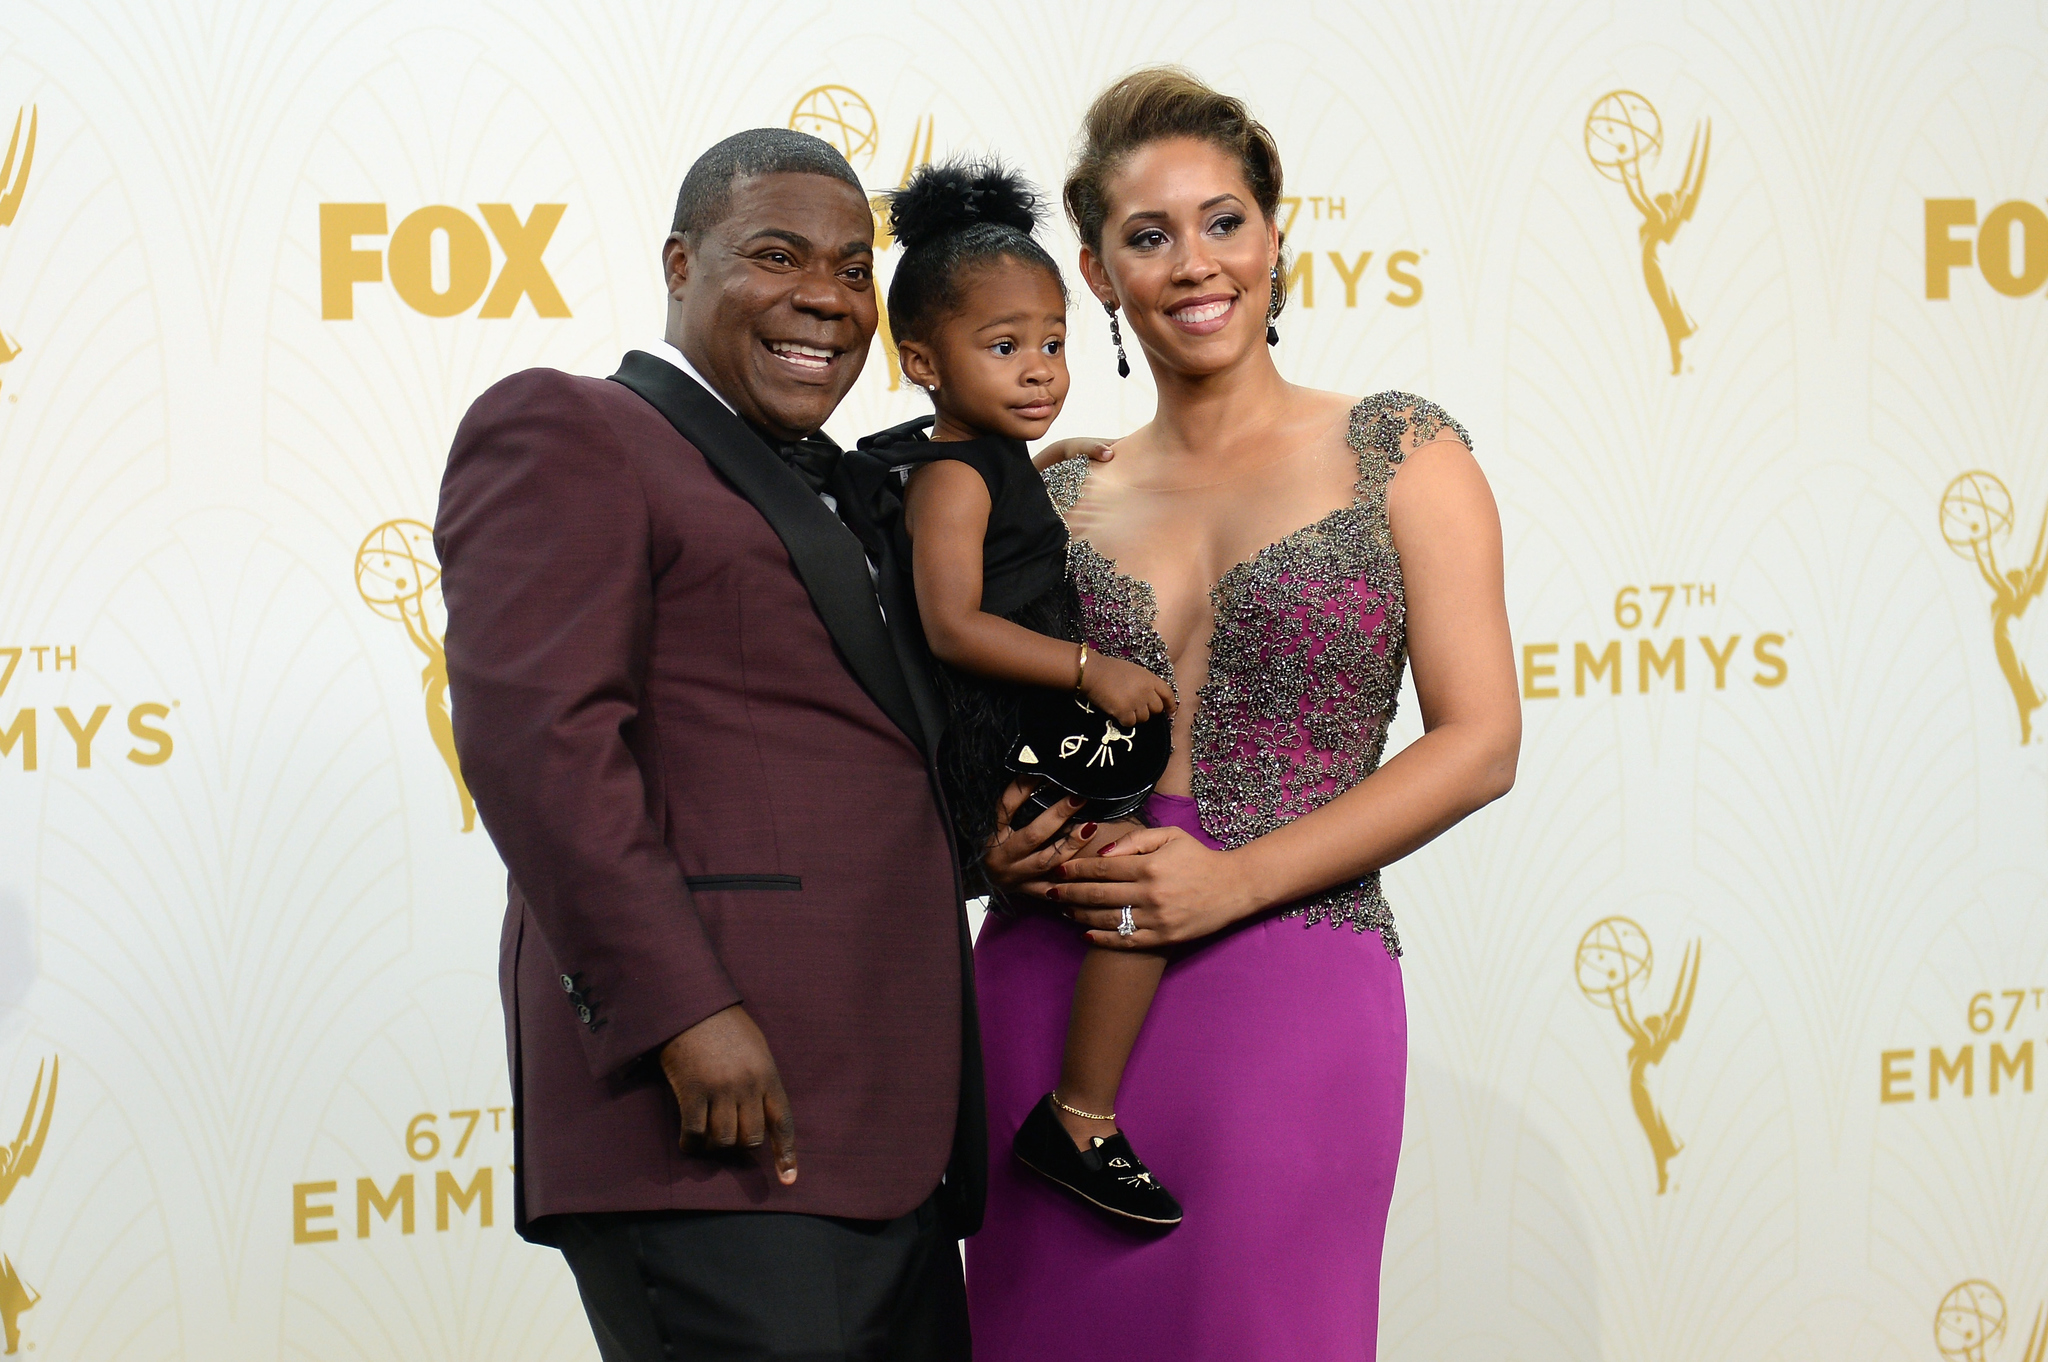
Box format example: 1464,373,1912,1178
1031,437,1114,472
1033,826,1265,947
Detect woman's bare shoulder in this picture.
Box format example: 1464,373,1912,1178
1382,409,1494,541
1292,385,1362,420
1044,421,1156,510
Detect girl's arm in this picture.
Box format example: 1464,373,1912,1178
904,461,1172,724
903,461,1085,688
1040,437,1521,944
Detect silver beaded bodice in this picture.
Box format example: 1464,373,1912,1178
1043,393,1472,958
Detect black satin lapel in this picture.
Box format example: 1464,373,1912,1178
608,352,929,753
832,443,949,751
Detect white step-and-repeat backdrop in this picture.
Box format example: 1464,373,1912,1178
1,2,2044,1358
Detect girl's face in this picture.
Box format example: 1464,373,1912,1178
899,257,1069,442
1080,136,1280,382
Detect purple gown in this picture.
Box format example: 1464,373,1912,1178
967,395,1471,1361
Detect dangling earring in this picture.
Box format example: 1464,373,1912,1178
1267,266,1282,347
1107,305,1130,379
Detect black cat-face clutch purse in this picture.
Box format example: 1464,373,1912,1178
1004,688,1172,830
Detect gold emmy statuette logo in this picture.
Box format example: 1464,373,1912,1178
788,86,934,391
1942,471,2048,744
1585,91,1710,376
1936,1280,2048,1362
356,520,476,831
1576,916,1701,1193
0,105,36,392
789,85,880,170
0,1057,57,1357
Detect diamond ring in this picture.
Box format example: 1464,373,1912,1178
1117,906,1136,937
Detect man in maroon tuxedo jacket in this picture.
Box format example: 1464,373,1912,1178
435,129,986,1360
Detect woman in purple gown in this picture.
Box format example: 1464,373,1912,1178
969,70,1522,1360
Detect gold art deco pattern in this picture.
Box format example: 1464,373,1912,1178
0,3,2042,1360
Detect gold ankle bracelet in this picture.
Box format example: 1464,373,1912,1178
1052,1092,1115,1123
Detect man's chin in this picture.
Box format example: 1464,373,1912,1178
745,369,861,436
745,395,840,440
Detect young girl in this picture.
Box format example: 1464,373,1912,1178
852,159,1184,1228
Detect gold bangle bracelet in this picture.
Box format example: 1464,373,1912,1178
1052,1092,1115,1123
1075,643,1088,694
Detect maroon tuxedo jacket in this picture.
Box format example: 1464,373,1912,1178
435,351,982,1235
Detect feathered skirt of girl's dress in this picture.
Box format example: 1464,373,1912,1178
933,578,1080,894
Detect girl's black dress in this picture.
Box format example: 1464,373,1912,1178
844,418,1078,886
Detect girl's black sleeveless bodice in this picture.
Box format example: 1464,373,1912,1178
845,419,1079,886
910,435,1068,615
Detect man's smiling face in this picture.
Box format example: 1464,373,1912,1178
667,172,877,440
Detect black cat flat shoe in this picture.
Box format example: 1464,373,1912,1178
1012,1094,1183,1229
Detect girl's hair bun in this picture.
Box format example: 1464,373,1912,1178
887,157,1043,253
882,155,1066,343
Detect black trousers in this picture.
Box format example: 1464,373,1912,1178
547,1194,970,1362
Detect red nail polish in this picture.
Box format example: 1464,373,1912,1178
1046,886,1061,900
1098,841,1118,855
1079,822,1099,839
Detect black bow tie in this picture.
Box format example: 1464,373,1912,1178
750,425,842,497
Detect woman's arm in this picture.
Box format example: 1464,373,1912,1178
1042,437,1521,947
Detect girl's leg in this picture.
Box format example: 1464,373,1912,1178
1053,945,1168,1148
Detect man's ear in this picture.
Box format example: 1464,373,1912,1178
899,340,940,392
663,232,691,298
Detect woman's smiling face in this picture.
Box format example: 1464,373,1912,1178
1083,136,1280,381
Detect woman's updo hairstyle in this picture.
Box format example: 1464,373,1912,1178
1063,66,1290,318
885,157,1067,343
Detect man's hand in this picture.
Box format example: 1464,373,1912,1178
982,779,1149,899
982,780,1092,897
658,1004,798,1185
1030,437,1114,472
